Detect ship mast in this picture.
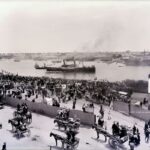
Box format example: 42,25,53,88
63,59,66,66
73,57,76,67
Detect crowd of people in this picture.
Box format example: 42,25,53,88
0,73,150,150
0,72,131,110
94,104,150,150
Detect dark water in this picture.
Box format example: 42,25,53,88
0,59,149,82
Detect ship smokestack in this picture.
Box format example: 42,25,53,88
63,60,66,66
73,58,76,67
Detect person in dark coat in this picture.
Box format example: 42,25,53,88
133,125,137,135
112,122,120,136
99,104,104,118
2,142,6,150
129,136,135,150
98,116,104,128
66,128,78,143
72,99,76,109
17,103,20,111
144,122,150,143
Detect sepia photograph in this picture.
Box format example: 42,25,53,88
0,0,150,150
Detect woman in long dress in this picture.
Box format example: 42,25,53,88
108,99,113,120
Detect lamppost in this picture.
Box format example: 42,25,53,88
148,74,150,94
148,74,150,110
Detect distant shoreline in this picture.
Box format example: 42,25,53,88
1,51,150,66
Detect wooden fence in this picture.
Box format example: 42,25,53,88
113,101,150,122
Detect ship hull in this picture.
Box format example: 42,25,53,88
46,66,95,73
35,66,46,69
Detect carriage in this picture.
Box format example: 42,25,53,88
15,124,31,138
8,118,30,138
13,110,23,117
50,132,79,150
13,107,32,124
8,104,32,138
54,118,80,131
56,108,70,121
13,110,32,124
92,124,129,150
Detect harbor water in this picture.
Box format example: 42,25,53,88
0,59,149,82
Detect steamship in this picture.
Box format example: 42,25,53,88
35,60,96,73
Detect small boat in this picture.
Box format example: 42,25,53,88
14,59,20,62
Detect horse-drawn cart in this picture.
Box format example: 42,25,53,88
15,125,31,138
50,132,79,150
92,124,129,150
8,118,31,138
8,104,32,138
54,118,80,131
13,108,32,124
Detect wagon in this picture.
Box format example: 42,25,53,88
15,125,31,138
50,132,79,150
54,118,80,131
92,124,129,150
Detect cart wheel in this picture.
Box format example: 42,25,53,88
129,142,135,150
108,138,119,149
74,143,79,149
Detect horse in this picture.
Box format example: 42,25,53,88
92,124,108,142
50,132,66,147
24,112,32,124
67,121,80,131
54,119,68,130
54,118,80,131
8,119,19,132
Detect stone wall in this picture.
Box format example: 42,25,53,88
3,96,95,126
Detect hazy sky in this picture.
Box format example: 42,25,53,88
0,1,150,53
